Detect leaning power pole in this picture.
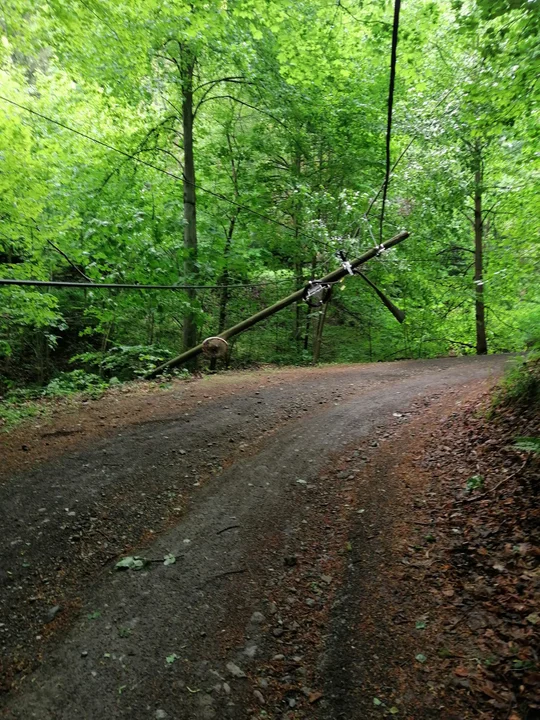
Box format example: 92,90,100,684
146,230,409,377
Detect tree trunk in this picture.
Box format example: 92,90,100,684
217,132,241,338
293,258,303,346
182,50,198,358
210,213,237,373
474,151,487,355
218,214,236,334
303,257,316,351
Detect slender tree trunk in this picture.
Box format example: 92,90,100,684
218,268,230,334
218,216,236,334
292,153,304,351
210,214,236,372
147,311,155,345
474,150,487,355
182,51,198,357
217,132,241,337
303,256,316,351
293,258,302,346
368,311,373,361
35,333,45,385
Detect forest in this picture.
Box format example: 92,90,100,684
0,0,539,395
1,3,539,717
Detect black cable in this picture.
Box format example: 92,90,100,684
378,0,402,242
0,94,327,248
0,277,301,291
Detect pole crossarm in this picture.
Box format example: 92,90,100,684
146,230,409,378
356,271,406,323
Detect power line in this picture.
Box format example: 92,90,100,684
379,0,402,242
0,277,301,291
0,94,327,248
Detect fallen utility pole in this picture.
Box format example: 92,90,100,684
147,230,409,378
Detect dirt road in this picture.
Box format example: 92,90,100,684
0,356,509,719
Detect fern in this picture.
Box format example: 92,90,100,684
513,437,540,454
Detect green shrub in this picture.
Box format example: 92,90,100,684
492,351,540,409
44,370,108,398
466,474,484,491
71,345,172,380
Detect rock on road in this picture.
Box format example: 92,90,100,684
0,356,508,719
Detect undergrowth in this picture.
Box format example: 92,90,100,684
0,344,192,431
491,350,540,411
0,365,190,431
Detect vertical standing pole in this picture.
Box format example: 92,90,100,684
312,298,330,363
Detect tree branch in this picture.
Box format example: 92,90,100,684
436,244,474,255
457,208,474,225
194,94,288,131
194,76,251,93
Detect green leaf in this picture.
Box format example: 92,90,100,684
166,653,178,664
115,556,146,571
163,553,176,566
389,708,399,715
415,620,426,629
466,475,484,492
373,698,383,706
415,653,427,663
513,437,540,454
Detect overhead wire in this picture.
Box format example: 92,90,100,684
0,94,331,250
0,277,304,291
363,85,456,223
0,2,411,288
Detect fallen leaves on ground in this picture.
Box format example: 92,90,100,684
412,393,539,719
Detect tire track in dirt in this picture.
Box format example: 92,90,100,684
0,356,508,719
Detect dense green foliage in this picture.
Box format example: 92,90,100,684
0,0,538,388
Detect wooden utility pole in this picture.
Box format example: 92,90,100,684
146,230,409,377
312,297,330,363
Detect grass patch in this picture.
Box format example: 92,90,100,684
0,399,49,430
0,370,108,431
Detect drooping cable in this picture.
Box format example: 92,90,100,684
0,277,302,291
0,95,327,248
378,0,402,242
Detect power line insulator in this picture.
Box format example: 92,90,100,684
202,336,229,358
302,281,332,307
